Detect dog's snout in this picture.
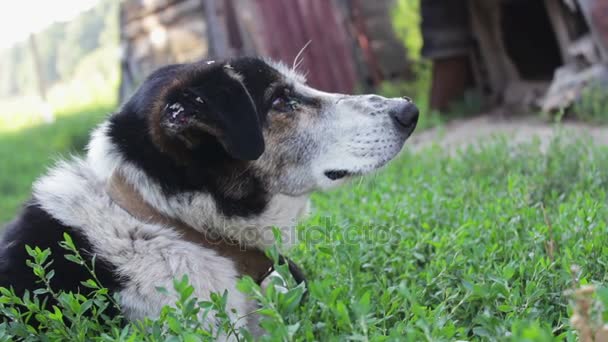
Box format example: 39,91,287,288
389,101,419,131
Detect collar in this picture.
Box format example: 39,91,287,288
106,171,305,285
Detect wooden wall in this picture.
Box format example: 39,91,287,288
119,0,209,100
119,0,410,100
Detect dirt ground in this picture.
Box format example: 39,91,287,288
408,114,608,153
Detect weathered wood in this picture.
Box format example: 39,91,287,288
350,0,383,86
468,0,520,104
358,0,409,79
429,56,474,111
578,0,608,61
231,0,264,55
203,0,231,58
568,34,601,63
503,80,550,108
357,0,390,17
365,16,409,76
120,0,209,100
123,0,184,23
542,64,608,111
544,0,575,63
119,0,402,98
123,0,202,39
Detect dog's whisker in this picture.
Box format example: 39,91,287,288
294,59,305,73
292,40,312,71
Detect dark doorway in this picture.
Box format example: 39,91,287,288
501,0,563,80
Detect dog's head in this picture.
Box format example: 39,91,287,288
109,57,417,214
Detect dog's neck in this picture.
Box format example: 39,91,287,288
106,171,278,283
87,123,310,249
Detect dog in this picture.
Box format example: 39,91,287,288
0,57,418,331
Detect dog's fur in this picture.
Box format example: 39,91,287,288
0,57,418,329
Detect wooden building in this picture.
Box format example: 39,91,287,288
118,0,410,102
422,0,608,112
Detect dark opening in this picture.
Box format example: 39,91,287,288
500,0,563,80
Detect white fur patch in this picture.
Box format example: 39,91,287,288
86,122,123,181
33,159,253,326
266,59,307,85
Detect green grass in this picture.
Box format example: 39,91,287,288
0,105,111,224
295,134,608,340
0,48,118,224
572,82,608,124
2,106,608,340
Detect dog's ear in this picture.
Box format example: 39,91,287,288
159,68,265,160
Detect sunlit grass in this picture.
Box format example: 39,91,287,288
3,131,608,340
0,102,112,224
0,45,119,133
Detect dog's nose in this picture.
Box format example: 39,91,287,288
389,100,419,131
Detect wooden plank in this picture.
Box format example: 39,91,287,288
468,0,519,102
293,0,329,89
203,0,231,58
123,0,202,39
357,0,394,17
318,0,357,91
544,0,574,63
334,0,371,91
123,0,183,23
231,0,264,55
248,0,356,92
363,15,408,77
578,0,608,61
255,0,282,58
351,0,383,87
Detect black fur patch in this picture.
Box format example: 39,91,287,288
108,57,283,218
229,58,285,114
0,201,123,312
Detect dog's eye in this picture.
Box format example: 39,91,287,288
271,93,298,112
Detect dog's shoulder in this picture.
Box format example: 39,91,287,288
0,199,122,298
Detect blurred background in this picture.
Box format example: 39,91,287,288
0,0,607,224
0,0,427,132
0,0,425,224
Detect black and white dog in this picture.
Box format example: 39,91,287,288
0,58,418,329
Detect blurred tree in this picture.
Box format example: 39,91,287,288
13,43,37,95
98,0,120,48
379,0,430,109
56,6,105,79
37,23,66,86
392,0,423,61
0,0,120,99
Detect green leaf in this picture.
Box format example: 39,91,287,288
62,233,76,250
167,316,181,333
354,290,371,316
183,333,200,342
280,284,305,314
64,254,84,265
81,279,99,289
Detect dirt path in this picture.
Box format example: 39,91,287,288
407,115,608,152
